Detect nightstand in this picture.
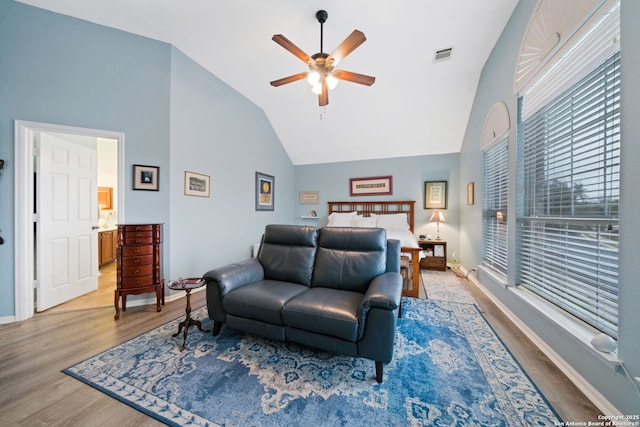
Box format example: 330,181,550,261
418,240,447,271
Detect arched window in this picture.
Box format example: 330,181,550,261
481,102,510,275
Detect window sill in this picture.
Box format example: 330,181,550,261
475,265,621,371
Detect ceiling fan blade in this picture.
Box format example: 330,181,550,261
328,30,366,65
319,80,329,106
272,34,312,63
332,70,376,86
270,72,308,87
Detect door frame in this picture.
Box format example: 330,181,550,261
14,120,125,321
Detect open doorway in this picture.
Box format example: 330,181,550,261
14,121,125,321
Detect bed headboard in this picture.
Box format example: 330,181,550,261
327,200,416,232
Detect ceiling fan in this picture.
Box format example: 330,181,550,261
270,10,375,107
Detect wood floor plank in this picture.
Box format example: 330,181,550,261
0,290,200,426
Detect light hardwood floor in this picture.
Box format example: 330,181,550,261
44,261,117,314
0,269,602,426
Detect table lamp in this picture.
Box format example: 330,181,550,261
429,210,446,240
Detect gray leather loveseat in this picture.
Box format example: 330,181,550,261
203,224,403,383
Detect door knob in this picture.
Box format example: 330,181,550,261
92,226,100,230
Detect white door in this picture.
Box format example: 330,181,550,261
36,132,99,311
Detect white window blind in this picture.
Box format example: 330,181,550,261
520,0,620,120
520,50,620,337
482,139,509,275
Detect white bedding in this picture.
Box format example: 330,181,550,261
385,228,419,249
326,211,424,260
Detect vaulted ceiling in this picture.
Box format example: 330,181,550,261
18,0,518,165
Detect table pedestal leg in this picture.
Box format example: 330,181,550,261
172,289,210,351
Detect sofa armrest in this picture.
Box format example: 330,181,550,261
360,272,403,313
356,271,403,347
202,258,265,296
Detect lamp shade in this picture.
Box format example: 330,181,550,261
429,211,447,223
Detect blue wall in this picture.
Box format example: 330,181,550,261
168,47,295,276
0,1,294,318
459,0,640,414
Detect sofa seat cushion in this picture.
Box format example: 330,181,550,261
282,288,363,342
223,280,308,325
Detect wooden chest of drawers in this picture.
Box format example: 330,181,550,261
114,224,164,319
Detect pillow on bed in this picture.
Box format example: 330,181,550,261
372,213,410,230
353,215,377,228
327,211,358,227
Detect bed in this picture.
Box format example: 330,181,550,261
327,200,422,298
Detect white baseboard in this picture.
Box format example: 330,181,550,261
0,315,17,325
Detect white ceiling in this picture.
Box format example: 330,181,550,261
18,0,518,165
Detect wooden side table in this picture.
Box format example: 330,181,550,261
418,240,447,271
168,278,210,351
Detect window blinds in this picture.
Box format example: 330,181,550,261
520,50,620,337
520,0,620,120
482,139,509,275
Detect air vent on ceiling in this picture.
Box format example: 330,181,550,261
434,47,453,63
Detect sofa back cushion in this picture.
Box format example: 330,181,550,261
312,227,387,293
258,225,319,286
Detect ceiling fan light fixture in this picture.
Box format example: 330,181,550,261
307,71,320,85
270,10,375,108
326,74,339,90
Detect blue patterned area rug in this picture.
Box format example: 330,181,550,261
64,283,560,426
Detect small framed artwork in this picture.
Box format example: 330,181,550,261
132,164,159,191
349,175,393,196
424,181,447,209
255,172,275,211
184,171,210,197
299,191,319,204
467,182,475,205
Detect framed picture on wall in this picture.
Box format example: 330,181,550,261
424,181,447,209
255,171,275,211
467,182,475,205
299,191,319,204
132,164,159,191
349,175,393,196
184,171,210,197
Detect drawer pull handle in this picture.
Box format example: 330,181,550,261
134,249,140,254
134,259,140,264
134,270,139,274
135,227,141,230
135,239,141,243
135,280,140,285
136,233,141,237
